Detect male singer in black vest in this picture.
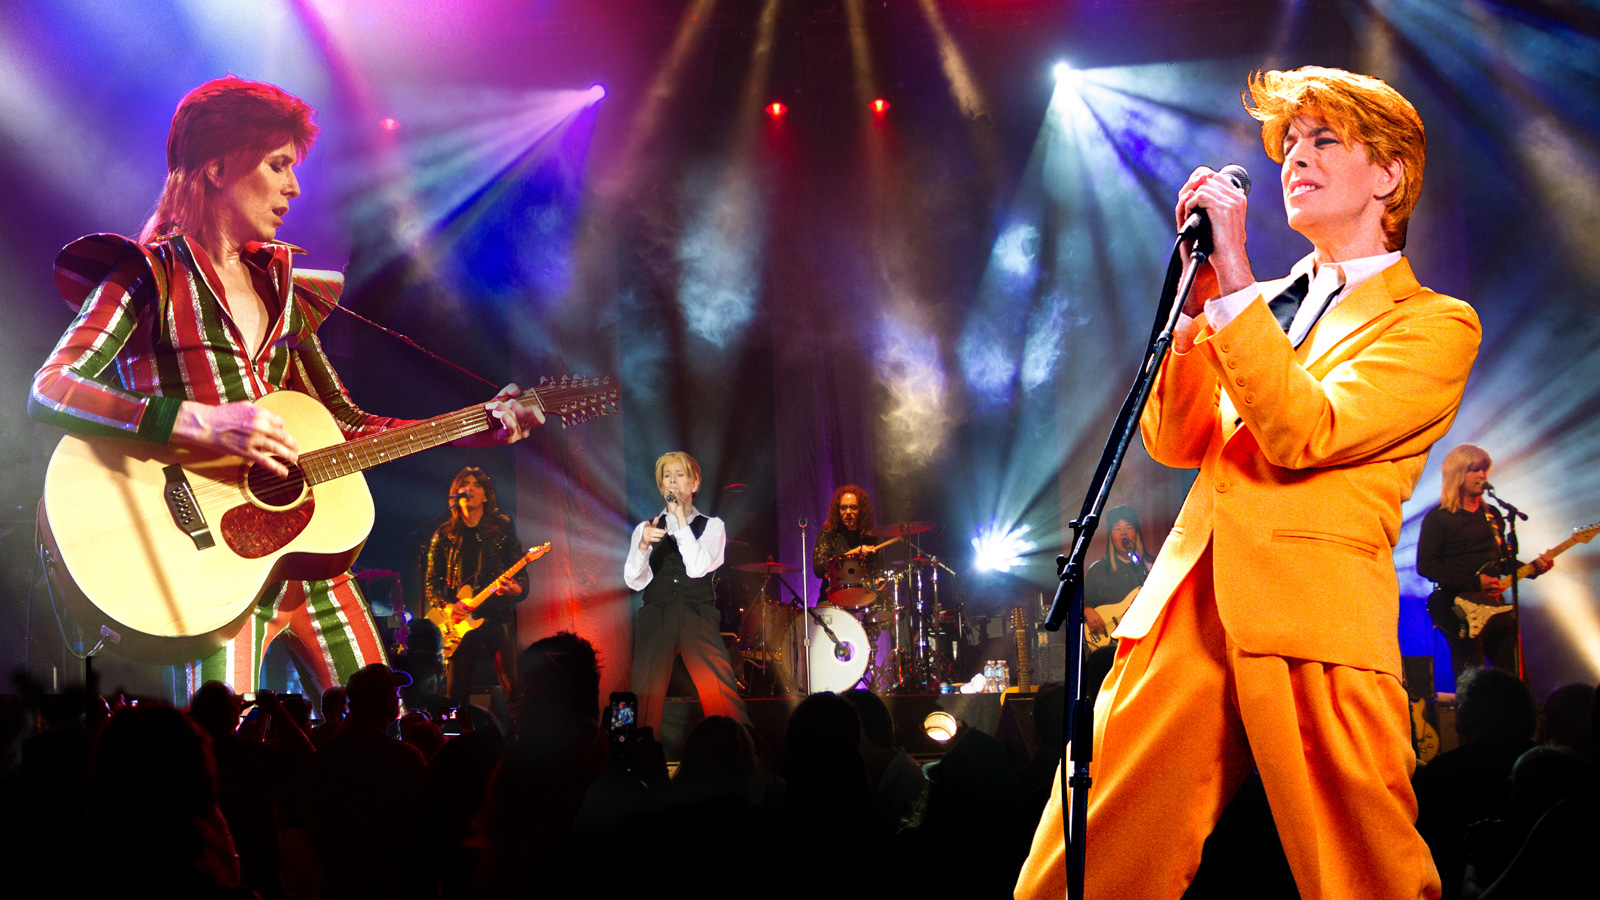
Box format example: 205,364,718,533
624,451,750,735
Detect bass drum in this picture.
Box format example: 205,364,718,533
791,604,870,694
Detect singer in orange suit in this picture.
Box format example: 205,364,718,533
1017,68,1479,900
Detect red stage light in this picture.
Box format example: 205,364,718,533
872,98,889,113
767,101,788,117
379,117,401,132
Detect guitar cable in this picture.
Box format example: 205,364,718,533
31,513,92,664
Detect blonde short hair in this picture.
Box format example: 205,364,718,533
1244,67,1426,251
653,451,702,497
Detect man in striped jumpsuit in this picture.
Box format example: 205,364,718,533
30,76,541,699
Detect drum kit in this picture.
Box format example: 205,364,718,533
730,520,964,696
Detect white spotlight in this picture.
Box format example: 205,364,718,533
973,522,1035,573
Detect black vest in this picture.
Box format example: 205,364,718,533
643,515,714,606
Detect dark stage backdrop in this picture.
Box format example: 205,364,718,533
2,1,1597,704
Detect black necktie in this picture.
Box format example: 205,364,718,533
1268,273,1310,333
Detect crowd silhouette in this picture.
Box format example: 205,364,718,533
2,642,1592,899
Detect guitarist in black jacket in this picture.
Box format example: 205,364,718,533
425,467,529,706
1417,444,1551,682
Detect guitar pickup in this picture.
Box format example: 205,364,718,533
163,465,215,550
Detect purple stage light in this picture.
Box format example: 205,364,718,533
588,84,606,102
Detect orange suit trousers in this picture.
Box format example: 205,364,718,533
1016,545,1439,900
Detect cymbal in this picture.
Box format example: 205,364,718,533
870,521,935,539
732,561,800,574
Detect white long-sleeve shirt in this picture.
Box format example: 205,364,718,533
623,507,727,591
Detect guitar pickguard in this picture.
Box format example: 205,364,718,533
221,496,316,559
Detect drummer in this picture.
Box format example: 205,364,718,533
813,484,880,597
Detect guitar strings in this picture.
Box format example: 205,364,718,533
178,384,614,512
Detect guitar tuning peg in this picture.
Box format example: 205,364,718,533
539,376,550,386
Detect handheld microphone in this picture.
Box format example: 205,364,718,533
1180,164,1252,241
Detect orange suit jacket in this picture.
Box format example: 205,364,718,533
1119,256,1481,676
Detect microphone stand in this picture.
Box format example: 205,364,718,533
798,518,812,695
1486,487,1528,681
1042,222,1213,900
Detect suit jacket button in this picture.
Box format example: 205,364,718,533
1244,393,1256,404
1215,481,1230,492
1235,376,1246,387
1226,358,1238,369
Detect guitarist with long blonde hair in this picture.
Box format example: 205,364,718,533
1417,443,1552,681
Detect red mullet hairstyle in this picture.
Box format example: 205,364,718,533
140,76,319,247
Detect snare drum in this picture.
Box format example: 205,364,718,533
825,556,877,608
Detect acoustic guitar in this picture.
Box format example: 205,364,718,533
38,377,616,662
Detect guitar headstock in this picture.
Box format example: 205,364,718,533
527,541,553,561
535,375,620,428
1573,522,1600,544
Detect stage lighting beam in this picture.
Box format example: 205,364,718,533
973,523,1036,573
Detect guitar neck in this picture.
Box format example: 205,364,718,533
465,543,551,609
1512,538,1575,583
1013,607,1031,692
300,404,497,486
297,378,615,487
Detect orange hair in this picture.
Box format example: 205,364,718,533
1244,67,1425,251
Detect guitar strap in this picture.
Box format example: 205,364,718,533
292,276,500,389
1482,505,1509,576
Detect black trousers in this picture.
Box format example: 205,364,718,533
446,620,520,705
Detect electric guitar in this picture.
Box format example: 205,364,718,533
1451,522,1599,638
1085,587,1140,649
426,542,551,659
38,376,617,663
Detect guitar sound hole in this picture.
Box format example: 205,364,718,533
244,459,308,511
